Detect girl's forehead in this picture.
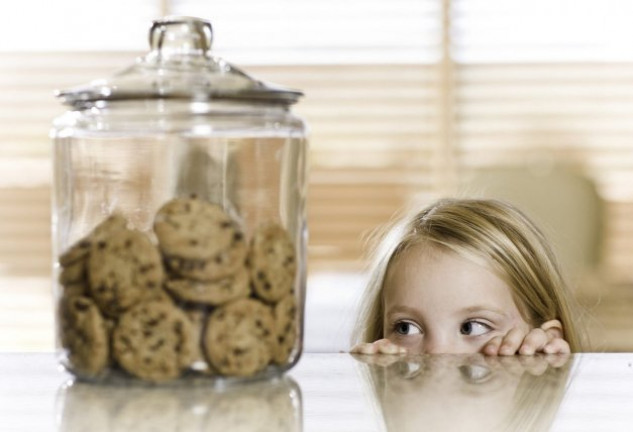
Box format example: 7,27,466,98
384,245,518,309
388,245,491,284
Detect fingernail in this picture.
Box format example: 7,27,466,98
500,345,513,356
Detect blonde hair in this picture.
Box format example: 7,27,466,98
352,198,585,352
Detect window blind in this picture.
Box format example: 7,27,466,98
170,0,440,65
451,0,633,282
0,52,145,277
168,0,445,269
0,0,443,277
245,64,443,269
2,0,633,283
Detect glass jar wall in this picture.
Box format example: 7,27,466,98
51,17,307,383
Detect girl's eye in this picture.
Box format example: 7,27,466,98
460,320,491,336
394,321,422,336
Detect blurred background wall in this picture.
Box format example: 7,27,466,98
2,0,633,351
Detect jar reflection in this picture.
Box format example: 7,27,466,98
56,376,302,432
352,353,574,432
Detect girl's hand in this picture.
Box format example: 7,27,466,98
350,338,408,355
481,320,569,356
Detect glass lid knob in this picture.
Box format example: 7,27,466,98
149,16,213,59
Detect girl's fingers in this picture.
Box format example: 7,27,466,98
375,338,407,354
543,338,571,355
350,339,407,355
518,328,549,355
482,336,503,356
498,327,529,356
540,319,564,338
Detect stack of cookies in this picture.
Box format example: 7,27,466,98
56,196,299,382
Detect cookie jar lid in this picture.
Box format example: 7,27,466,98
56,16,303,107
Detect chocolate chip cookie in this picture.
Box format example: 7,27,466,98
248,224,297,303
59,214,127,267
202,298,275,377
273,295,299,365
88,227,164,318
112,300,196,382
165,268,250,306
59,295,110,377
154,197,248,281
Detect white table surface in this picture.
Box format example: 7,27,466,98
2,352,633,432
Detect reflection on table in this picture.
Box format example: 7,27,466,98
352,353,573,432
4,353,633,431
56,375,302,432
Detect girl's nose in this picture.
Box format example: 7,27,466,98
423,334,460,354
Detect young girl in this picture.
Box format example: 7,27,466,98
351,198,585,356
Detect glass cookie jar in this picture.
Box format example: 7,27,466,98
51,16,308,383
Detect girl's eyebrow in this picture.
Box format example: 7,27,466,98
385,305,422,317
461,305,508,317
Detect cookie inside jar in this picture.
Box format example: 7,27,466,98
56,196,301,383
